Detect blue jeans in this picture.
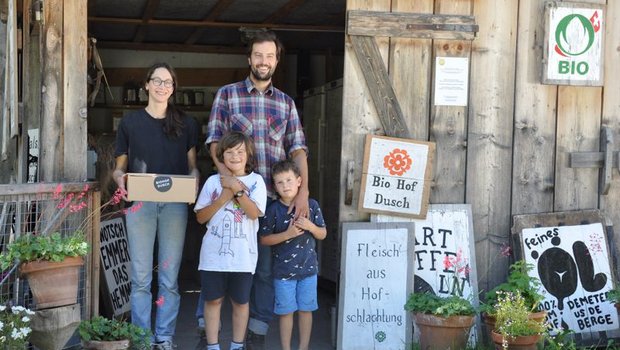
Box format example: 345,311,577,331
126,201,187,342
195,291,205,319
248,199,275,335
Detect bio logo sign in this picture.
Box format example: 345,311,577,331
546,5,603,84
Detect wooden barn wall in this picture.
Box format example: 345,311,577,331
341,0,620,294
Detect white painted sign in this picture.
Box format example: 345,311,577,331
434,57,469,106
374,205,479,344
543,2,604,85
359,135,434,219
100,217,132,316
522,223,618,333
27,129,39,183
338,222,414,350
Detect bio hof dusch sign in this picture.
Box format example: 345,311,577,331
359,134,435,219
543,2,605,86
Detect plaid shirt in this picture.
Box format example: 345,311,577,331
206,77,307,196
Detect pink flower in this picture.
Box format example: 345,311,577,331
155,295,165,307
500,243,512,257
53,184,63,199
443,255,453,270
110,188,126,205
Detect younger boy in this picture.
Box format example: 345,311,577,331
259,159,326,350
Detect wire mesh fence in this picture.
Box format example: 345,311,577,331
0,182,100,349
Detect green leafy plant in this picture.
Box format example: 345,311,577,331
494,291,546,349
482,260,543,315
0,302,35,349
607,288,620,304
0,231,89,270
404,292,476,317
79,316,151,349
544,329,578,350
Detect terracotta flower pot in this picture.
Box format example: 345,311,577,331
483,310,546,344
491,330,542,350
19,256,84,309
414,313,475,350
81,339,130,350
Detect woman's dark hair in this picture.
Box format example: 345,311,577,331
246,30,284,61
216,132,256,174
144,62,184,138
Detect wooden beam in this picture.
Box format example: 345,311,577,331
96,40,342,55
133,0,160,43
349,35,410,138
39,0,63,182
103,67,248,87
263,0,306,23
347,10,478,40
185,0,235,45
98,40,246,54
88,16,343,33
63,0,88,181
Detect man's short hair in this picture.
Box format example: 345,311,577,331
246,30,284,61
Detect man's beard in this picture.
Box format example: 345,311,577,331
250,65,274,81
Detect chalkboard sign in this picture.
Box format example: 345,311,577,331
513,210,618,340
359,134,434,219
100,217,131,317
374,204,479,343
338,222,415,350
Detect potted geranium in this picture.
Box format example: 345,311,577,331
404,292,476,349
79,316,151,350
491,290,546,349
0,231,89,309
481,260,545,339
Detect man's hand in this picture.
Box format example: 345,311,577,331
289,187,309,220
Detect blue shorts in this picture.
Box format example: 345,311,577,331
200,270,253,304
273,275,318,315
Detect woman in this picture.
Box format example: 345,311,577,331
112,62,199,350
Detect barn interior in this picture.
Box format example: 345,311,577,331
86,0,347,310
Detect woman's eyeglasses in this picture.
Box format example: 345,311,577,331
150,77,174,88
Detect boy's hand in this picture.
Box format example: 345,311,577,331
286,219,303,239
220,175,246,193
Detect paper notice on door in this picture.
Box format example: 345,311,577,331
434,57,469,106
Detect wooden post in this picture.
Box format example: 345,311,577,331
63,0,87,181
511,0,557,215
555,86,601,210
39,0,63,182
430,0,471,203
601,0,620,292
466,0,518,292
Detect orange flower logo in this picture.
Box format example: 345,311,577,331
383,148,412,176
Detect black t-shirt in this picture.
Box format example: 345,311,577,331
114,108,199,174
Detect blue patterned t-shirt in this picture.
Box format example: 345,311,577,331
259,199,325,280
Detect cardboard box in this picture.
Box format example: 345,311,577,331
127,173,197,203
